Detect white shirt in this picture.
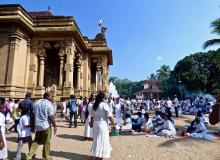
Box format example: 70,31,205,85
195,122,207,134
114,103,121,113
18,115,31,138
163,120,176,134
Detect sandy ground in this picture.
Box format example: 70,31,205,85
5,115,220,160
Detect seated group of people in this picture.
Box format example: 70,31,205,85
121,110,176,137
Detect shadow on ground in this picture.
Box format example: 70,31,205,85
6,136,18,143
8,150,41,160
50,151,93,160
56,134,85,141
159,137,215,147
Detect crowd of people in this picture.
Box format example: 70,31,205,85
0,92,218,160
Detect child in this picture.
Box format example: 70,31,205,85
16,109,32,160
157,113,176,137
122,113,132,131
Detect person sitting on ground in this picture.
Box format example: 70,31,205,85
187,110,206,133
132,112,145,132
122,113,132,131
157,113,176,137
192,117,207,134
141,113,153,133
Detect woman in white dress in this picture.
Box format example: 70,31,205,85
84,96,94,140
90,92,115,160
0,98,7,159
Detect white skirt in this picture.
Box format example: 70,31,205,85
84,117,93,138
91,121,112,158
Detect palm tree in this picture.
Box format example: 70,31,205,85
203,18,220,49
148,73,157,80
156,65,171,80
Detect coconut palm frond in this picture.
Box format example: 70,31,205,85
202,39,220,49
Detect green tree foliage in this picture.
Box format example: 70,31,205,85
156,65,171,92
170,50,220,95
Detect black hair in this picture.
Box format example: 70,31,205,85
88,96,94,103
70,95,76,99
93,92,105,111
137,112,142,117
43,92,51,99
25,92,32,98
196,110,202,117
125,113,131,118
0,97,5,105
144,112,149,120
14,99,20,103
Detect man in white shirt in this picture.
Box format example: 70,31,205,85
27,92,57,160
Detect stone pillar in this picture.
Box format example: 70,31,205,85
6,33,21,85
58,49,65,86
38,49,46,87
24,39,31,87
64,41,75,87
102,57,109,93
77,65,81,90
96,62,102,91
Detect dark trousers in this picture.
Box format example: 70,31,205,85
174,107,179,117
9,119,20,132
69,111,77,128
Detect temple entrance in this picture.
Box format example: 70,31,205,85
44,48,60,88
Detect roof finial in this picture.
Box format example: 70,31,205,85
48,5,51,12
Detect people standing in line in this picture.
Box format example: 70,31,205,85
8,100,21,133
90,92,115,160
27,92,57,160
16,108,32,160
0,97,8,159
84,96,94,140
67,95,78,128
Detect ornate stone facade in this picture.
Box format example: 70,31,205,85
0,4,113,98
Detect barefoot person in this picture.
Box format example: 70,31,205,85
90,92,115,160
27,92,57,160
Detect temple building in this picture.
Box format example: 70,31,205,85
0,4,113,99
135,79,162,99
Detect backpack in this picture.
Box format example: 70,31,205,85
68,100,77,112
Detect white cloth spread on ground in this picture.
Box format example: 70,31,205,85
91,102,112,158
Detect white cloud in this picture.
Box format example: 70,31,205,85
156,56,163,61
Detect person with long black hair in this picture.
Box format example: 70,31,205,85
90,92,115,160
84,96,94,140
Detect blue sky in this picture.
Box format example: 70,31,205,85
1,0,220,81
